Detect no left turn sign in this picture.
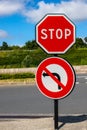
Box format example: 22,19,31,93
36,57,76,99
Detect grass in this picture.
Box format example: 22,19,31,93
0,73,35,80
0,72,35,86
0,48,87,69
0,78,35,86
59,48,87,65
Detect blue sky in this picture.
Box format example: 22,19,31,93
0,0,87,46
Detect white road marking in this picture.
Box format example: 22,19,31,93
76,75,87,84
76,82,79,84
77,76,87,78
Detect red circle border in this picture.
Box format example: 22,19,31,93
36,57,76,99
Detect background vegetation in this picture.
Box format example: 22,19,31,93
0,73,35,80
0,37,87,69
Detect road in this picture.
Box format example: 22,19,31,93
0,74,87,115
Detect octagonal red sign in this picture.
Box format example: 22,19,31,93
36,14,75,54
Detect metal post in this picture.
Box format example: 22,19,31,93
54,54,58,130
54,99,58,130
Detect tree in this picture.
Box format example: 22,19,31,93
31,40,38,49
24,40,38,50
10,45,20,50
1,42,8,50
74,38,86,48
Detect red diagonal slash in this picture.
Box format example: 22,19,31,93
44,67,65,89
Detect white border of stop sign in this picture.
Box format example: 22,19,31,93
36,13,76,54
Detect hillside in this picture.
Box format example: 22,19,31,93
0,47,87,68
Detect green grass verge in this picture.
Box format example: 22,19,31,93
0,73,35,80
0,78,35,86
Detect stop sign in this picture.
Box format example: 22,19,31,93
36,14,75,54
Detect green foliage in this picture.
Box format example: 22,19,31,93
0,37,87,68
0,38,87,51
73,38,87,48
0,40,38,50
0,73,35,80
9,45,21,50
60,47,87,65
22,40,38,50
0,47,87,68
1,42,8,50
22,55,33,67
0,50,27,68
0,49,49,68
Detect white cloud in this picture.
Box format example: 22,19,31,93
0,29,8,38
1,0,87,23
0,0,31,16
23,0,87,23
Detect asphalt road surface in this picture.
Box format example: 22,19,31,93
0,74,87,115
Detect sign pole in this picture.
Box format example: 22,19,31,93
54,99,58,130
54,54,58,130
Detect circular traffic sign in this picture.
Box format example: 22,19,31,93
36,14,75,54
36,57,76,99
